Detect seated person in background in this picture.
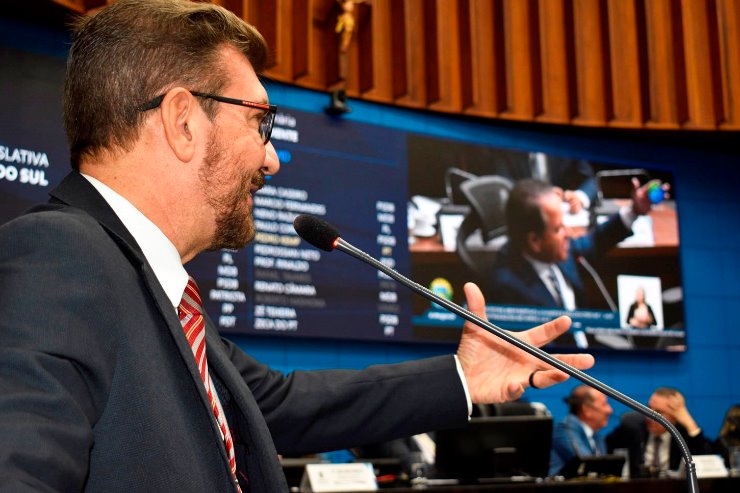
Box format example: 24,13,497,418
606,387,714,478
487,178,654,310
549,386,613,476
626,286,657,328
713,403,740,468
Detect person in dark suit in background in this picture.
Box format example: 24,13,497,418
0,1,595,492
606,387,714,478
549,385,614,476
487,179,655,311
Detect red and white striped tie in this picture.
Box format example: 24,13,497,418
179,277,242,492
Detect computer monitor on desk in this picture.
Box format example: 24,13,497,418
434,415,553,482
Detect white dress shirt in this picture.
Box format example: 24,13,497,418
81,174,188,310
524,254,576,310
578,421,601,455
644,432,670,471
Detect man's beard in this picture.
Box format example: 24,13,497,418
200,131,265,251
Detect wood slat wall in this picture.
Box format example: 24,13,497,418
52,0,740,131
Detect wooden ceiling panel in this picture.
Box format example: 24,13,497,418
40,0,740,131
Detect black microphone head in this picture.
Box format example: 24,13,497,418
293,214,340,252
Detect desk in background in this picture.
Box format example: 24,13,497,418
331,477,737,493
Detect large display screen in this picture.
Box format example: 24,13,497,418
1,46,685,352
405,135,683,352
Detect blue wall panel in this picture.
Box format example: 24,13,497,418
685,297,725,346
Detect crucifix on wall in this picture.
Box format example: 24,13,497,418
327,0,368,114
335,0,367,80
335,0,366,53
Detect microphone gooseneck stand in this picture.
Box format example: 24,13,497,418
333,235,699,493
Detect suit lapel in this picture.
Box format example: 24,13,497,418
566,414,594,456
49,172,142,257
49,172,230,452
50,172,283,487
202,314,285,489
513,254,560,306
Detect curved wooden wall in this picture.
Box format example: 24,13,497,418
53,0,740,131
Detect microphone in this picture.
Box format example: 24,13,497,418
294,214,699,492
293,214,340,252
576,256,617,312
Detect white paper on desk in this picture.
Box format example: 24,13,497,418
438,213,465,251
300,463,377,492
618,215,654,247
691,455,729,478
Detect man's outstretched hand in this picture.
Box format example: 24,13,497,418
456,282,595,403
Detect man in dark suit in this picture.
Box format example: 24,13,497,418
549,385,614,476
0,1,595,492
606,387,714,478
487,179,653,311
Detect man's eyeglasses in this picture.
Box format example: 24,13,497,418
139,91,277,145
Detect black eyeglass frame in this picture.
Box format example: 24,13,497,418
139,91,277,144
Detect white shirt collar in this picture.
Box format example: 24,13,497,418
523,252,553,279
523,253,576,310
81,173,188,309
579,419,596,440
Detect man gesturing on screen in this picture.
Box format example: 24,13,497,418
487,178,659,311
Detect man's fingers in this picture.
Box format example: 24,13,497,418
530,369,570,389
552,353,595,370
463,282,486,318
528,353,595,388
524,316,572,347
463,291,575,351
529,353,594,389
506,381,525,401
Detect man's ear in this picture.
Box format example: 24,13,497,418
526,231,542,254
160,88,201,162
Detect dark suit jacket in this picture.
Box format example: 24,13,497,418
606,411,714,478
0,172,469,492
487,214,631,308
